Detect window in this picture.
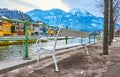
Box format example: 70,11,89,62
0,26,2,31
8,27,11,31
0,21,2,31
4,27,6,31
0,22,2,25
4,21,7,24
0,20,2,23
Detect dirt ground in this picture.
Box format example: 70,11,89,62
1,38,120,77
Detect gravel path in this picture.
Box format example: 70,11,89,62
1,38,120,77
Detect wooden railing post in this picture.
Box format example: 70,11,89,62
94,35,96,42
65,25,68,44
81,37,83,44
88,36,90,43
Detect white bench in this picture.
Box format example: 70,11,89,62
36,27,89,71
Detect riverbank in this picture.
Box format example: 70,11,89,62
0,40,35,46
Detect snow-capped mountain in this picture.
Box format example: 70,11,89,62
27,8,103,32
70,8,94,17
26,8,120,32
0,8,33,21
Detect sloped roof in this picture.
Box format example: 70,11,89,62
59,28,89,37
0,15,8,18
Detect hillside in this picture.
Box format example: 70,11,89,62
0,8,33,22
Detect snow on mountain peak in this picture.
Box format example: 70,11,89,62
70,8,81,15
70,8,94,17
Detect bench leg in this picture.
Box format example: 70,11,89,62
51,53,59,72
75,47,77,52
84,46,89,55
36,53,41,66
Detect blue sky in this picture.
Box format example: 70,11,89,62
62,0,102,16
0,0,103,16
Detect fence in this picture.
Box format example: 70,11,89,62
0,17,102,60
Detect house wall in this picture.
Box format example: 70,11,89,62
0,20,12,36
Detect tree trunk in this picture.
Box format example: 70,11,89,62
111,22,115,41
103,0,109,55
109,0,114,45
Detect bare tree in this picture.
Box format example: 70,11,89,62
96,0,120,45
103,0,109,55
109,0,120,45
18,10,26,32
109,0,114,45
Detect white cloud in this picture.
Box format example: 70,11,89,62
28,0,70,11
0,0,70,12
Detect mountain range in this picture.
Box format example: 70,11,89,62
26,8,105,32
26,8,120,32
0,8,120,32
